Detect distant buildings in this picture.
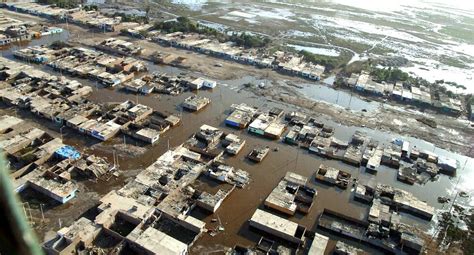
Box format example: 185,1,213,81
152,32,325,81
95,37,143,56
2,2,140,32
348,72,464,116
14,46,147,87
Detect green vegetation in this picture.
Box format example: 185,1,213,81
440,26,474,44
344,61,469,103
370,67,460,98
298,50,351,71
229,32,271,48
154,17,270,48
83,5,98,11
37,0,80,9
154,17,224,38
116,13,149,24
299,50,337,70
466,94,474,115
370,67,409,82
438,55,470,69
436,80,468,90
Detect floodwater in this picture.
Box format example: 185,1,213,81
84,83,473,253
0,30,69,58
3,30,474,253
297,83,381,112
287,44,341,57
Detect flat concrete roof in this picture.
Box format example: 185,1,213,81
136,128,160,139
0,115,23,133
97,191,154,224
249,209,299,237
308,233,329,255
134,227,188,255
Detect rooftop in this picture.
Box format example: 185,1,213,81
134,227,188,255
250,209,299,237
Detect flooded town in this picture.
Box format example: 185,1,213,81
0,1,473,255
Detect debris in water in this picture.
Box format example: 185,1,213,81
437,196,450,203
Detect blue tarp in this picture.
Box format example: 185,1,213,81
55,145,81,160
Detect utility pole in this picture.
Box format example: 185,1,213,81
40,203,45,222
113,150,116,169
60,126,65,140
294,147,299,171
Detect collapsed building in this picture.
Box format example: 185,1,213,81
42,125,251,254
264,172,316,215
1,116,117,204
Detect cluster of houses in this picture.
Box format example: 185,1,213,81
123,71,185,95
95,37,143,56
1,115,116,206
182,95,211,112
348,71,464,115
0,13,34,46
123,73,216,95
226,103,286,139
318,206,425,254
14,46,147,87
1,2,138,32
42,124,250,255
225,103,458,186
283,109,458,179
0,57,178,145
0,11,66,47
152,32,325,81
247,168,428,254
121,23,154,39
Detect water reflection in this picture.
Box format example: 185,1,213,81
297,83,380,111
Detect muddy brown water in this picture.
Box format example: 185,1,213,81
2,31,473,254
84,81,472,253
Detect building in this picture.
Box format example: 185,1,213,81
133,227,188,255
182,95,211,111
90,120,121,141
248,114,275,137
225,103,258,129
264,172,315,215
96,38,143,56
249,209,306,244
135,128,160,144
355,72,370,91
27,172,78,204
470,103,474,120
0,115,23,133
188,77,217,90
307,233,329,255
